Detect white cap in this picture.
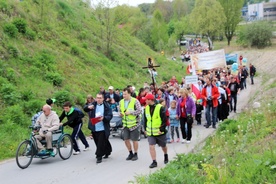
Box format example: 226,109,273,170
108,86,114,90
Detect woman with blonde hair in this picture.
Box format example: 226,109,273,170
176,88,196,144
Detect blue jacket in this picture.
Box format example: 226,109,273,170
84,101,113,138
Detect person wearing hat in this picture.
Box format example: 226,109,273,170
119,88,142,161
105,86,120,103
143,93,168,168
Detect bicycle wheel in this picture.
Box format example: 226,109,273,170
16,140,34,169
58,134,73,160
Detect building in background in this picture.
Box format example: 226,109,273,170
244,0,276,21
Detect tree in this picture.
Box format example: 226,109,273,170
237,21,273,48
189,0,226,50
151,10,169,51
92,0,118,58
218,0,244,46
172,0,195,20
152,0,174,23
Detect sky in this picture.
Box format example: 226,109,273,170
116,0,156,7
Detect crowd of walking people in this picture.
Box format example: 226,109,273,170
32,51,256,168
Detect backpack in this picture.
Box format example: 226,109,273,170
74,107,85,119
253,66,256,73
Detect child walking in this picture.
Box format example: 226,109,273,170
196,99,203,125
168,100,180,143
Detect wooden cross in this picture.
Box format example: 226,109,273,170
142,58,160,94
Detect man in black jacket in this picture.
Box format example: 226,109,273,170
105,86,120,103
228,77,240,113
84,93,113,163
59,101,89,155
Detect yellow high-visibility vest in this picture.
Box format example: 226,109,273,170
145,104,163,136
120,98,137,128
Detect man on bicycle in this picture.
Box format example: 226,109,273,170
34,104,60,156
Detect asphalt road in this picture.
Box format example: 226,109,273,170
0,78,258,184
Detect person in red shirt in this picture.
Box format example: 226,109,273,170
137,88,147,107
201,77,220,129
169,76,179,86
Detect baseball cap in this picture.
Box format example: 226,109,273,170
108,86,114,90
144,94,155,100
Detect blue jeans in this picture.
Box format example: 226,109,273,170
205,104,218,126
250,75,254,84
166,126,170,141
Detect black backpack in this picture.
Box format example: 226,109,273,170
74,107,85,119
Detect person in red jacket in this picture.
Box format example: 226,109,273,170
201,77,220,128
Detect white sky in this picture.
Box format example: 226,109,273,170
116,0,156,7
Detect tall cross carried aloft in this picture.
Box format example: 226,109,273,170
142,58,160,94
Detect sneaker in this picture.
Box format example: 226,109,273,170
164,154,169,164
176,138,180,143
73,151,80,155
181,139,186,144
37,150,48,156
186,140,191,144
170,139,174,143
212,125,216,129
149,161,157,168
48,150,55,157
83,147,89,151
132,154,138,161
126,154,133,160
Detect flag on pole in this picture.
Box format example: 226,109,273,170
186,64,192,74
192,83,201,100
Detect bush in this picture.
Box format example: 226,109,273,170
12,18,27,34
3,23,18,38
0,83,21,105
44,72,64,87
3,105,28,126
71,45,80,56
34,50,56,71
25,28,36,40
237,21,273,48
61,39,70,46
7,45,19,58
22,99,43,116
54,90,73,107
3,67,16,83
78,31,87,40
21,90,34,101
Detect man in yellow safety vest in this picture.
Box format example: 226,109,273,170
119,87,142,161
143,94,168,168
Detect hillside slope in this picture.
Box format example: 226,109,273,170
0,0,184,159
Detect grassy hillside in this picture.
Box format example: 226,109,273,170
0,0,185,160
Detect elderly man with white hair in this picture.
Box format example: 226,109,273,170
34,104,60,156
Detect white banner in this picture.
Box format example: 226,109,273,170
191,49,227,70
185,75,198,84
